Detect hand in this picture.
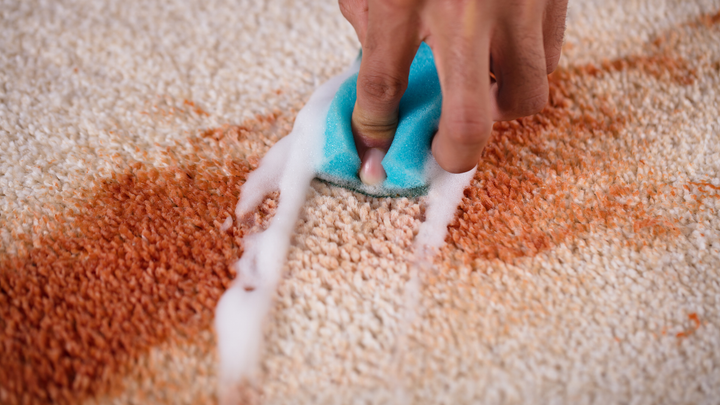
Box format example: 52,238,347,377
339,0,568,183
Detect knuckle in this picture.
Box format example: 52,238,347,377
358,72,407,105
338,0,351,16
339,0,365,19
498,82,549,119
444,114,492,146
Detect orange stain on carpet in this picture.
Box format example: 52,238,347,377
446,41,698,263
693,10,720,28
0,118,283,404
676,313,702,339
1,10,717,405
577,52,696,85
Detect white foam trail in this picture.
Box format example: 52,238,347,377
415,158,476,254
234,135,291,218
391,160,475,400
405,157,476,317
215,60,360,402
216,55,476,403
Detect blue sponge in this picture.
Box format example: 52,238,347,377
315,43,442,198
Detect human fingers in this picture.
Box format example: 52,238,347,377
339,0,369,45
353,0,421,185
542,0,568,73
490,0,550,121
426,0,494,174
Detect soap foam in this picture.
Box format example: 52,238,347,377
220,215,233,233
215,60,360,403
216,54,476,402
415,158,476,254
391,158,476,399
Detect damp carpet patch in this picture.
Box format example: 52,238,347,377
1,0,720,404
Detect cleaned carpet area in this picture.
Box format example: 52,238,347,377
1,0,720,404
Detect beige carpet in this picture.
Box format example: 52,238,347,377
1,0,720,404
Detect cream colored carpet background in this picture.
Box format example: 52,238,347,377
1,0,720,404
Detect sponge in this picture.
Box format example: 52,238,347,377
315,43,442,198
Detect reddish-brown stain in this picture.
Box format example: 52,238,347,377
573,9,720,86
690,181,720,203
676,313,701,339
445,38,698,262
690,181,720,191
139,97,211,120
0,117,282,404
687,182,720,216
575,53,696,85
183,99,211,117
201,113,281,142
689,313,701,328
692,10,720,28
0,9,717,405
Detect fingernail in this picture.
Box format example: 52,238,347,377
359,148,386,186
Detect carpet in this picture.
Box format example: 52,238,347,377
1,0,720,404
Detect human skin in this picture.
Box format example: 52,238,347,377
339,0,569,184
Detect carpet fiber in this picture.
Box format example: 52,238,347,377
1,0,720,404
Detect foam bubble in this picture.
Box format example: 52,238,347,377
220,215,233,232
